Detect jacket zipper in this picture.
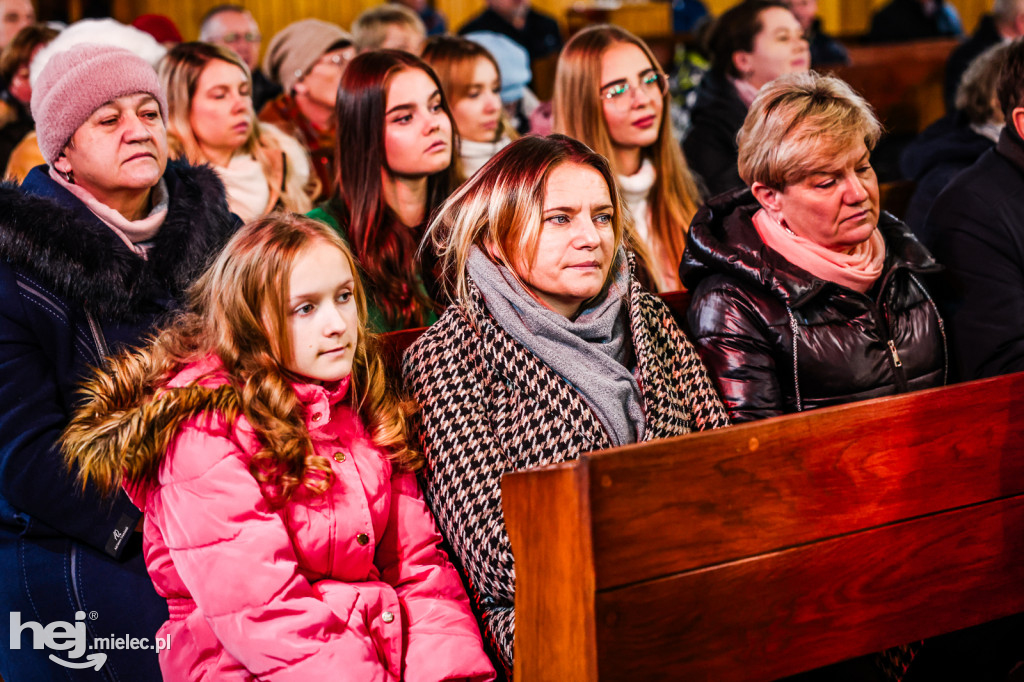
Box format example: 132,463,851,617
876,298,909,393
887,340,903,368
85,306,110,363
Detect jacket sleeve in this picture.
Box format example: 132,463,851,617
375,471,496,682
686,278,786,423
931,196,1024,379
663,311,731,430
0,265,140,556
153,421,392,681
402,332,516,669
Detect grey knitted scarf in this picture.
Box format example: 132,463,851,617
467,246,646,446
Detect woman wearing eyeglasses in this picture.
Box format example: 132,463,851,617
554,25,702,292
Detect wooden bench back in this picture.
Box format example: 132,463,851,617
829,38,959,135
503,372,1024,680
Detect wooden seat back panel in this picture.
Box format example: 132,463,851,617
582,374,1024,590
591,495,1024,681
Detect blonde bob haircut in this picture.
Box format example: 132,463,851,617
553,24,701,289
737,71,882,189
426,134,626,306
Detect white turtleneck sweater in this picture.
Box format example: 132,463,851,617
460,135,512,179
617,157,657,246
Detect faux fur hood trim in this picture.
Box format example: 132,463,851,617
61,352,242,496
0,161,237,321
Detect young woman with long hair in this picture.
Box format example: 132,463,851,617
554,24,702,291
62,214,495,681
160,42,317,221
309,50,458,332
422,35,517,180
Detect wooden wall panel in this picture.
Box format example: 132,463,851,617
101,0,992,58
705,0,986,37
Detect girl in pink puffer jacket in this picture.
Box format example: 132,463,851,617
62,214,495,682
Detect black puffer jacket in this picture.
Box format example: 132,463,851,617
680,190,946,423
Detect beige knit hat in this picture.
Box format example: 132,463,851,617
262,19,352,94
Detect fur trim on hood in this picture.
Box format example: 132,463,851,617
61,350,241,497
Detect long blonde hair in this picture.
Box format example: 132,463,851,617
66,214,419,506
553,25,701,290
159,42,315,213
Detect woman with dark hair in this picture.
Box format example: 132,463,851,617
0,22,58,174
0,43,237,679
683,0,809,196
403,134,729,672
309,49,458,332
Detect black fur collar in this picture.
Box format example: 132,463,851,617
0,162,237,321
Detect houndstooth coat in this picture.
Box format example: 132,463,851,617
401,274,730,669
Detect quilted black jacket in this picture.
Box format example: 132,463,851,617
681,189,946,423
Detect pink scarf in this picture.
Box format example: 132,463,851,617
731,77,761,108
49,168,168,260
753,208,885,293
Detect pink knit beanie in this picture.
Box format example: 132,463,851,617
31,43,168,166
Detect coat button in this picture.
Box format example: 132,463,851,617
381,611,394,623
311,412,322,422
333,452,346,463
356,533,369,546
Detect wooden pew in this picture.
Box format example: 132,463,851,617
829,38,959,136
503,372,1024,681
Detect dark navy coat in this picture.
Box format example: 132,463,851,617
0,162,237,680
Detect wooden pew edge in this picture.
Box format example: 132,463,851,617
503,462,598,682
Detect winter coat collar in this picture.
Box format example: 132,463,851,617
0,161,235,321
996,122,1024,176
681,188,941,308
63,352,354,493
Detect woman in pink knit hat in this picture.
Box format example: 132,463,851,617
0,42,237,680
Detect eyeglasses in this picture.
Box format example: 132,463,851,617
217,32,261,44
311,52,350,71
600,72,668,111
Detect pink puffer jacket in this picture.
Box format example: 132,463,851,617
135,358,495,681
